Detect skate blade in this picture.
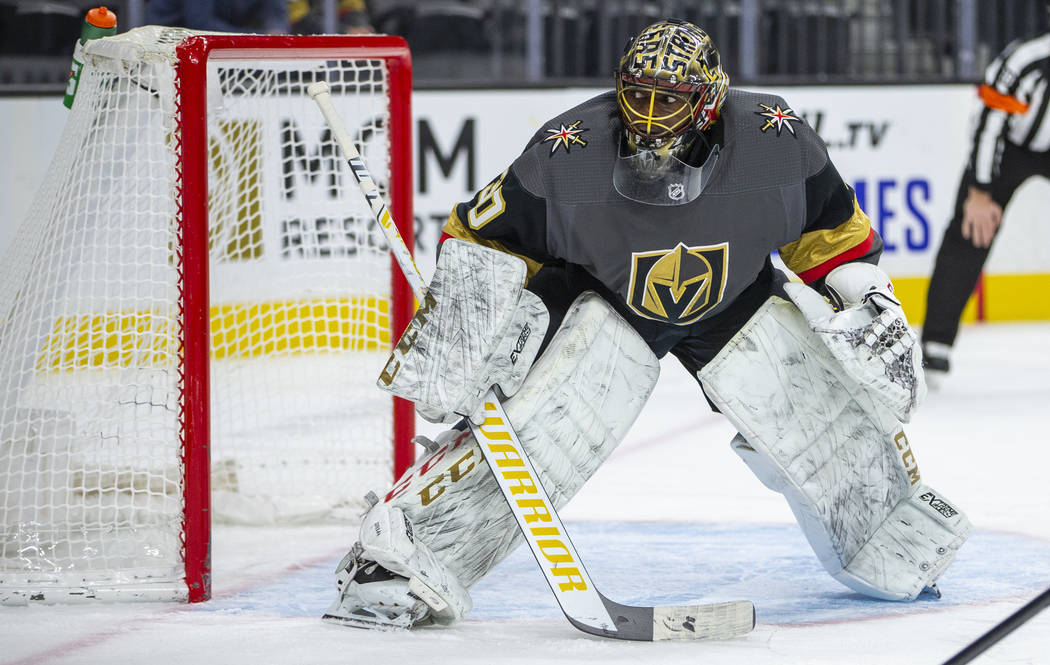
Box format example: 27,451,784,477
322,596,420,631
322,611,412,631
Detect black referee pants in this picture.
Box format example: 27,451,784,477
922,143,1050,347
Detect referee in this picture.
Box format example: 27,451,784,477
922,20,1050,377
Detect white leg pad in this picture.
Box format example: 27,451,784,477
377,291,660,590
702,297,971,601
830,486,970,600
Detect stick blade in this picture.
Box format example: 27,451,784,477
652,600,756,641
570,595,756,642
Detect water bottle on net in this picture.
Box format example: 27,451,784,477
63,6,118,109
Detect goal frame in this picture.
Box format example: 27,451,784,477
175,34,416,602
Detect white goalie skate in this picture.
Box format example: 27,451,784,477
322,545,430,630
323,503,472,630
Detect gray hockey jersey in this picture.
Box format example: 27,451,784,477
444,88,878,330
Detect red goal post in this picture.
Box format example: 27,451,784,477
0,28,416,604
177,32,417,603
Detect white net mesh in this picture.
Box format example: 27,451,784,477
0,27,405,602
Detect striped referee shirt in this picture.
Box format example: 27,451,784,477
970,31,1050,187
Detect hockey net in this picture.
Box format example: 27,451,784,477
0,28,415,603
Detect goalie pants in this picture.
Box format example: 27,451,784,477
923,142,1050,348
527,258,782,406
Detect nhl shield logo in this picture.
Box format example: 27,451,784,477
627,242,729,325
667,182,685,201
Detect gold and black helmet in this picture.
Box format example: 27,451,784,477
616,19,729,153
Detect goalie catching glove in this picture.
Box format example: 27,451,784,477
782,263,926,422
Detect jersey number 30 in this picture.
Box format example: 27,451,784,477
467,169,508,230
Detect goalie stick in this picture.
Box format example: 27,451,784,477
308,80,755,641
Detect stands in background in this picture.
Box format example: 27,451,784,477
0,1,128,88
0,1,80,86
0,0,1048,91
374,2,491,81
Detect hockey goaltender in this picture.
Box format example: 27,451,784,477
322,18,973,632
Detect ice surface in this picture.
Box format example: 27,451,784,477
2,322,1048,665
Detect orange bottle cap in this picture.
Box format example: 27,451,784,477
87,6,117,29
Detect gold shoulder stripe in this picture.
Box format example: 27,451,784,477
779,194,872,276
442,207,544,282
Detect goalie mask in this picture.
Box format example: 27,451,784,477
613,19,729,205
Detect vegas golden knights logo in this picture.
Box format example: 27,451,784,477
627,242,729,325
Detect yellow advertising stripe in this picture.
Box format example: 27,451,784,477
885,273,1050,326
211,297,391,359
35,310,174,371
37,296,391,371
981,273,1050,321
888,277,974,327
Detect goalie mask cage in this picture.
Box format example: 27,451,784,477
0,28,415,604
